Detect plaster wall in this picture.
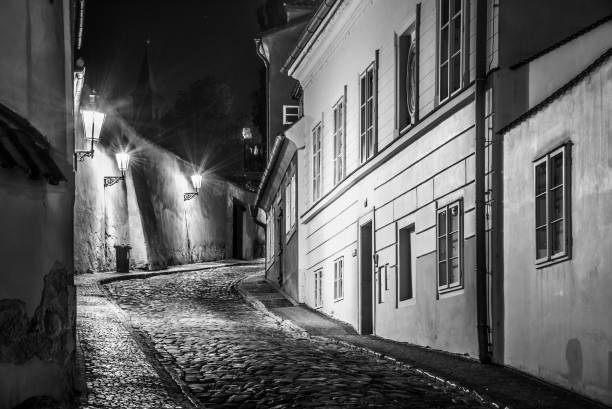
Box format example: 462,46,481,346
75,129,261,273
503,56,612,406
0,0,75,407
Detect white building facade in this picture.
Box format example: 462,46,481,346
285,0,489,357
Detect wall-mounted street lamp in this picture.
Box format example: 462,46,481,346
75,92,106,161
184,173,202,201
104,151,130,188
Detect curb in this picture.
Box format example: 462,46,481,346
235,275,508,409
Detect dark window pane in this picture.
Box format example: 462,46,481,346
450,258,460,285
438,211,446,236
551,187,563,220
439,261,447,287
440,63,449,100
536,195,547,227
360,106,365,134
361,76,366,104
452,16,461,53
535,163,547,194
441,0,449,24
450,232,459,258
441,27,449,62
450,206,458,231
453,0,462,15
551,221,565,255
536,227,547,259
438,237,447,261
551,153,563,187
451,55,461,92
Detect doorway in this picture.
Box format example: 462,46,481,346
360,220,373,335
232,200,245,259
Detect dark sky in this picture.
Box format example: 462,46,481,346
81,0,266,118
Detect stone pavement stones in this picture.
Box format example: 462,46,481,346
75,260,242,409
239,273,610,409
104,263,490,408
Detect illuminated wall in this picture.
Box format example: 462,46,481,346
74,121,262,273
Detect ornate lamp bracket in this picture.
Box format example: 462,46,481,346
184,192,198,201
104,175,124,188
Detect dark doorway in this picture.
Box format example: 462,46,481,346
360,221,373,335
233,200,245,259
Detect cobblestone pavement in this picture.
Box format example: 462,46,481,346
77,282,190,408
104,264,489,408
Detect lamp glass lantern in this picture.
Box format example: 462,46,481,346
191,173,202,192
81,94,106,142
115,152,130,175
242,127,252,140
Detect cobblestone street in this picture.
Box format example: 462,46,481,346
79,264,488,408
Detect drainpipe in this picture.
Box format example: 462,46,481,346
475,0,490,364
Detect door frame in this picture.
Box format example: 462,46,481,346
358,212,375,335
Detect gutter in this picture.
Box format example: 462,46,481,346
281,0,340,75
474,0,491,364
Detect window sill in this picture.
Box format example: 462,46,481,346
535,255,571,269
397,298,416,308
333,297,344,303
438,287,464,299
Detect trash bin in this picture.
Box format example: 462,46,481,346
114,245,132,273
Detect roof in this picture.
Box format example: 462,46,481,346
254,134,287,211
281,0,340,75
500,47,612,135
511,13,612,70
0,102,66,185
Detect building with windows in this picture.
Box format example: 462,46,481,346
254,2,319,299
278,0,612,405
499,16,612,405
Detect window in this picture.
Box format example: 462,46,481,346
314,270,323,307
534,145,570,263
438,0,463,102
283,105,300,125
398,27,418,130
437,200,462,292
398,225,416,301
360,53,378,163
332,94,346,184
333,257,344,301
267,207,275,260
285,173,296,235
312,123,322,201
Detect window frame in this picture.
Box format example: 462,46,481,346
397,22,418,133
333,257,344,302
314,269,323,308
332,92,346,185
311,122,322,201
398,223,416,304
437,0,464,103
534,144,571,265
282,105,300,125
436,199,463,294
284,172,297,239
359,51,378,164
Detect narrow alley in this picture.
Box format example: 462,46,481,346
77,264,488,408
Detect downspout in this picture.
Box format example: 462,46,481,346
475,0,491,364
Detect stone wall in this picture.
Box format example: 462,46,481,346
75,119,263,274
0,0,76,407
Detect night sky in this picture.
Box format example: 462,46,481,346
81,0,266,118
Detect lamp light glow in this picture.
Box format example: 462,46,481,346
115,152,130,174
191,174,202,192
81,93,106,142
242,127,252,140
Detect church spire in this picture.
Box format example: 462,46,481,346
132,39,154,134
